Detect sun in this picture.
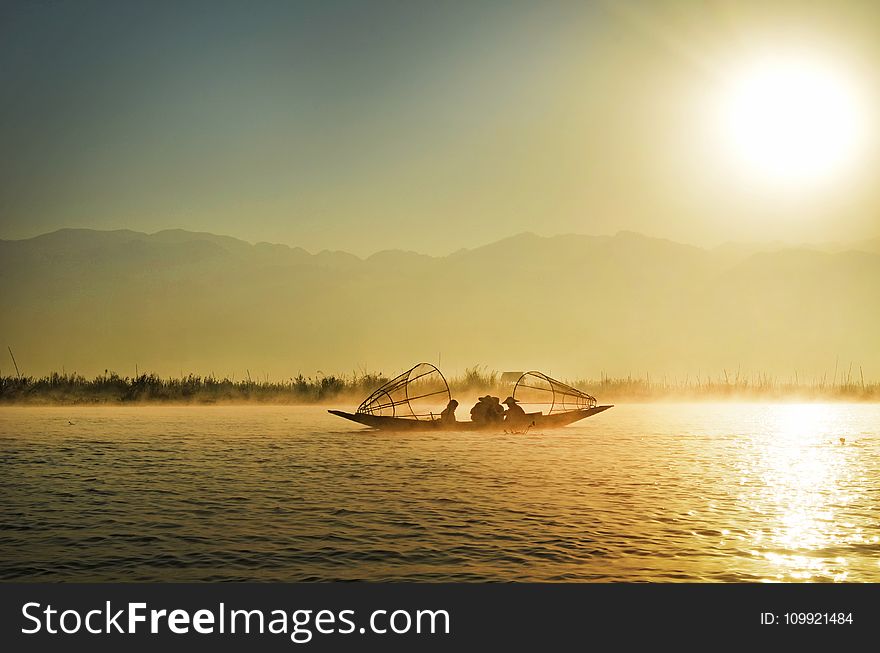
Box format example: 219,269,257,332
717,53,865,187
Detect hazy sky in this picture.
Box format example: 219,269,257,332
2,0,879,256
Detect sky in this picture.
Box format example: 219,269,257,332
2,0,879,256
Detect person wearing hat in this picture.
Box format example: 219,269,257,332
503,396,527,426
469,396,491,424
487,396,505,423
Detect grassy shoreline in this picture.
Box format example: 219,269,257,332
2,367,879,405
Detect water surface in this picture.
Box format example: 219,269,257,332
1,403,878,581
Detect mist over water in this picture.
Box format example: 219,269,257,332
1,404,878,582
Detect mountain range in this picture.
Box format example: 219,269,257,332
2,228,878,382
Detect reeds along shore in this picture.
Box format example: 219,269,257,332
1,367,879,404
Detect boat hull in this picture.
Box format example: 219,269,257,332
328,405,613,431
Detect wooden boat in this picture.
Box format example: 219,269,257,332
329,405,612,431
328,363,612,432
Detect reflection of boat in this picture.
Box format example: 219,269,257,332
328,363,612,431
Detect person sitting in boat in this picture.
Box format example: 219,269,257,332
487,396,505,423
470,396,491,424
503,396,527,425
440,399,458,425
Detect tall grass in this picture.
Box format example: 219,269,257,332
1,367,879,405
572,369,880,402
452,365,498,392
0,371,390,405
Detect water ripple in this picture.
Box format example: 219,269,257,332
1,403,878,582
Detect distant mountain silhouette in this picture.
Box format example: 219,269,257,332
1,228,878,381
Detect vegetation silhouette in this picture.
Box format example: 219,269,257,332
1,365,878,405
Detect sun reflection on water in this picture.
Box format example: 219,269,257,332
751,404,859,581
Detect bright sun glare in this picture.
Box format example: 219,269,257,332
718,54,865,187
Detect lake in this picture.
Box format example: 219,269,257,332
1,403,878,582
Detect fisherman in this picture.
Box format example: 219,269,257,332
502,396,527,426
469,396,491,424
487,396,505,423
440,399,458,425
